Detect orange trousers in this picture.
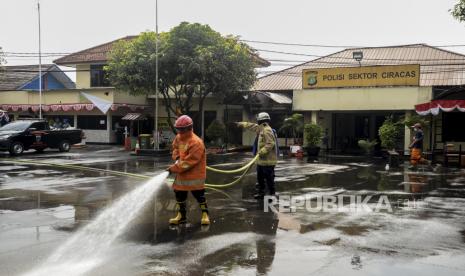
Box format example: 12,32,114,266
410,148,425,165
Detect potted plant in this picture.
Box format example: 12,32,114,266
206,120,226,146
378,116,403,167
357,139,378,156
304,123,323,157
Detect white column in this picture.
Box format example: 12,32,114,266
75,114,86,145
107,112,112,143
311,111,318,124
73,114,78,127
404,110,412,155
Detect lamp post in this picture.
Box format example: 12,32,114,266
353,51,363,67
37,0,43,119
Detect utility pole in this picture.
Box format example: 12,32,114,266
154,0,159,150
37,0,43,119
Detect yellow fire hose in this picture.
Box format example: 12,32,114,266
0,155,259,188
2,159,150,180
206,154,259,174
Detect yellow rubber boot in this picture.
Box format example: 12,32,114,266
199,202,210,225
169,202,186,225
201,212,210,225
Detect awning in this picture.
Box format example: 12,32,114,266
250,91,292,104
253,91,292,104
264,92,292,104
122,113,146,121
415,100,465,116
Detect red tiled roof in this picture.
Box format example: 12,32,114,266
54,36,137,65
54,35,270,68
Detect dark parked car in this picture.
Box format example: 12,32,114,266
0,120,84,156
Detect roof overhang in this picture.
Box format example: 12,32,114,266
252,91,292,104
122,113,146,120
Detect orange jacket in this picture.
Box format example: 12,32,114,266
169,130,206,191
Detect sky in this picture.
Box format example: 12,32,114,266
1,0,465,80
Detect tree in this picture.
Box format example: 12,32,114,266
451,0,465,22
106,22,257,134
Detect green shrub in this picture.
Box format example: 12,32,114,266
206,120,226,144
378,117,403,151
358,139,377,155
304,123,323,147
402,114,429,129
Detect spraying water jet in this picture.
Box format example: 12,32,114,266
24,171,169,276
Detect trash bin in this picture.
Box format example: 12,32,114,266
139,134,151,150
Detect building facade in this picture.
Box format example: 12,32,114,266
1,36,270,146
53,36,268,146
0,64,150,144
253,44,465,154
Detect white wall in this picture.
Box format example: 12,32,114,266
293,86,432,111
82,129,110,143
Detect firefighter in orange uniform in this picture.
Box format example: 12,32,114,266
167,115,210,225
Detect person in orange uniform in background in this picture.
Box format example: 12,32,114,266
167,115,210,225
409,123,428,170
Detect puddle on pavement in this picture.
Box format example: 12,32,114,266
1,148,465,275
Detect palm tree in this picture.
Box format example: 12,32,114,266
279,113,304,146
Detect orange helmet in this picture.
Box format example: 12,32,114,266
175,115,193,129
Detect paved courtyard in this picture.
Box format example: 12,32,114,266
1,146,465,275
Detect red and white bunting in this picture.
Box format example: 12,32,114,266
62,105,72,112
0,103,149,113
50,105,60,111
415,100,465,116
85,104,94,111
73,104,83,111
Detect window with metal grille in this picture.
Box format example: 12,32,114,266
90,65,110,87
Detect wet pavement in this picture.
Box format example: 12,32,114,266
1,146,465,275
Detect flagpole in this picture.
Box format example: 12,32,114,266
154,0,159,150
37,0,43,119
